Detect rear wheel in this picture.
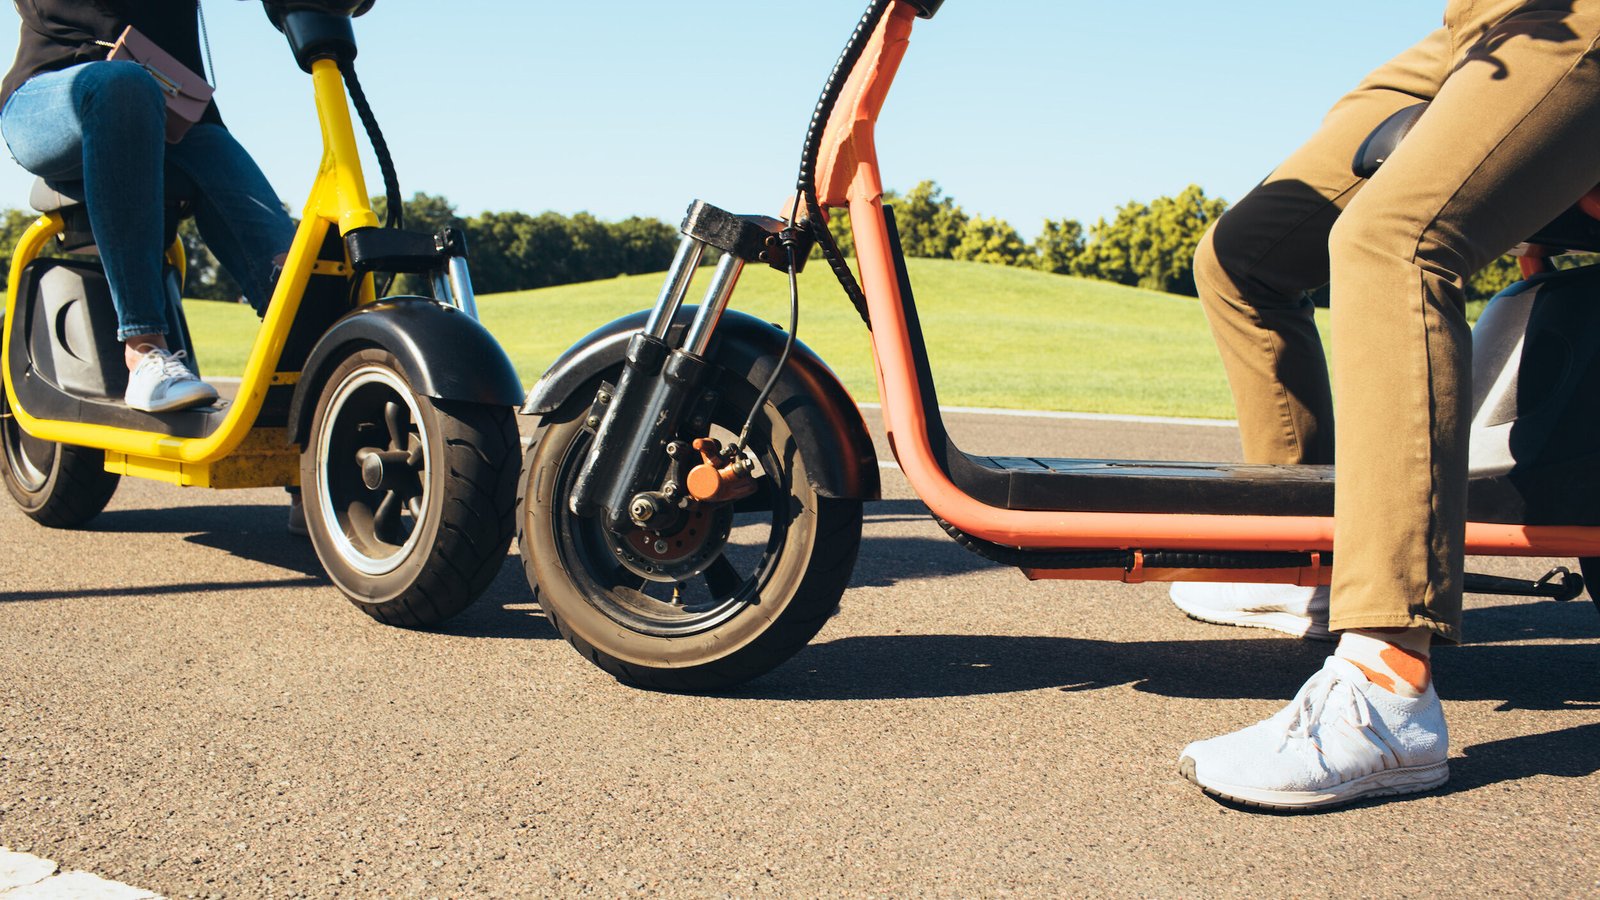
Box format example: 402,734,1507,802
302,347,519,627
1,372,119,528
520,367,863,692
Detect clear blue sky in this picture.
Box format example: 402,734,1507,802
0,1,1444,238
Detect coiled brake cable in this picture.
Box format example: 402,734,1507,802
336,57,402,297
337,58,402,231
796,0,894,328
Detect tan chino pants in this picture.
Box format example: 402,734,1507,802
1196,0,1600,641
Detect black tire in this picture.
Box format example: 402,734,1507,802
1581,557,1600,614
519,366,864,693
302,347,519,627
0,375,119,528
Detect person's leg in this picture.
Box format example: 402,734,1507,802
1,61,216,411
2,62,169,353
1331,0,1600,642
165,124,296,315
1182,0,1600,809
1197,27,1452,467
165,124,301,523
1174,29,1453,638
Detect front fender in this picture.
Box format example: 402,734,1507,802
522,309,880,501
288,298,522,445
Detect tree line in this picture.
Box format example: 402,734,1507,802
0,182,1523,304
825,180,1227,297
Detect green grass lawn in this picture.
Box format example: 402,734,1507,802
184,258,1313,419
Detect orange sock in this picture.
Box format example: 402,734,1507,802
1335,628,1432,698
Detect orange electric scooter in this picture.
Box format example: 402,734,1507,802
517,0,1600,691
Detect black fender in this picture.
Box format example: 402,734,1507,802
522,309,880,501
288,297,523,445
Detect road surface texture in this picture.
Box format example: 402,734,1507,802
2,408,1596,896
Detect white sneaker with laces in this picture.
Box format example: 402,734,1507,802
1169,581,1332,641
1178,655,1449,810
124,346,217,413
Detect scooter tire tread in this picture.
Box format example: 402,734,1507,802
519,376,864,694
305,347,519,629
365,399,520,628
4,441,120,530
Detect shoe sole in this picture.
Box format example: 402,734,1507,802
1170,594,1333,642
1178,755,1448,811
126,392,220,414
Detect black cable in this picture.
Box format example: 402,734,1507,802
337,58,402,231
732,195,804,454
336,56,399,296
795,0,894,327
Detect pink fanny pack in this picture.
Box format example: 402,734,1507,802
104,26,214,143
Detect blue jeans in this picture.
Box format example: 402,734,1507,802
0,61,296,341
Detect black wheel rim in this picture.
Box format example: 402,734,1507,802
315,365,430,577
551,382,795,638
0,387,55,493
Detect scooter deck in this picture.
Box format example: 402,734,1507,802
950,452,1587,527
10,369,232,440
883,209,1598,531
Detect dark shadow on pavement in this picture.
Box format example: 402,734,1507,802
93,503,291,535
743,634,1600,711
0,577,325,604
1445,721,1600,793
437,557,557,641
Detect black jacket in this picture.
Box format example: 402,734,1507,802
1,0,220,124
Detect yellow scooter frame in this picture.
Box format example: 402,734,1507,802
1,58,376,488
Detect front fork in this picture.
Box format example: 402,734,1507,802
568,200,813,535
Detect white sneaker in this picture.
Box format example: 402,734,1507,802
124,346,217,413
1170,581,1332,641
1178,656,1449,811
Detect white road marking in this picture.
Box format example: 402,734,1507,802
0,849,160,899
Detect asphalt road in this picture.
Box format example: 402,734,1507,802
1,409,1596,897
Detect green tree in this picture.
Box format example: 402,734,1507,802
608,215,678,275
1032,218,1086,275
0,208,55,292
177,218,242,302
463,210,540,294
1467,254,1521,304
894,180,969,259
1074,185,1228,296
954,216,1028,266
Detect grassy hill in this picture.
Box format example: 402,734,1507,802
184,258,1269,419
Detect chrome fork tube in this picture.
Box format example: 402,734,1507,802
446,256,478,320
644,236,707,340
682,253,745,357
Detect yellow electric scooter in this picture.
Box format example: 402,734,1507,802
0,1,523,626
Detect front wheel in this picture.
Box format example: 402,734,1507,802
1,370,119,528
302,347,519,627
519,367,864,692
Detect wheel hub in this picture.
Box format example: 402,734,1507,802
614,502,733,583
358,447,415,492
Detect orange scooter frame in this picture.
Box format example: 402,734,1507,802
810,1,1600,584
515,0,1600,693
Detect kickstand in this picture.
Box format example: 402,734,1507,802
1463,567,1585,603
